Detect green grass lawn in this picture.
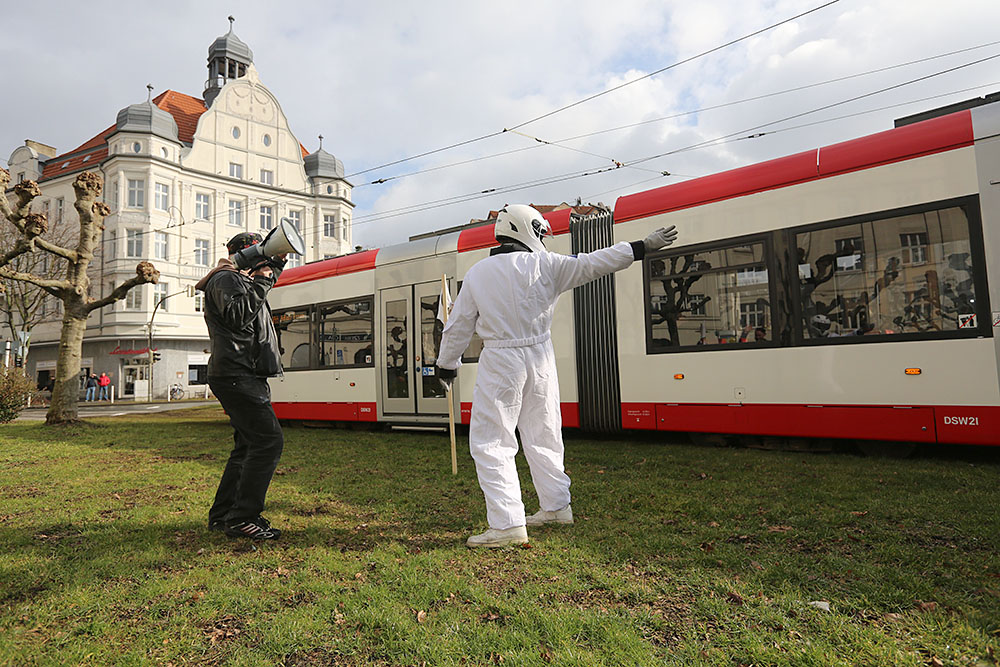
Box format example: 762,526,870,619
1,408,998,666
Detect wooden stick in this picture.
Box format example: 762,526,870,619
441,274,458,475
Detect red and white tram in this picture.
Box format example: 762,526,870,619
268,98,1000,447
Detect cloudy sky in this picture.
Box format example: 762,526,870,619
2,0,999,248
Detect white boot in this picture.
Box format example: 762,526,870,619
526,504,573,526
466,525,529,548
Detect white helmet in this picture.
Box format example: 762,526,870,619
494,204,550,253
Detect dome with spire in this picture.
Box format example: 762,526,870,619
304,139,345,179
114,86,179,143
209,17,253,65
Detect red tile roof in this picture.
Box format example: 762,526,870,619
40,89,310,182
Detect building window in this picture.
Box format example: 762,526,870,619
318,298,374,368
124,286,143,310
229,163,243,179
324,254,337,260
154,232,168,261
323,214,336,238
132,142,141,154
228,200,244,227
834,237,864,271
260,169,273,185
194,238,210,266
108,230,117,259
646,241,772,349
900,232,929,265
232,126,241,140
106,281,116,311
127,179,145,208
188,364,207,384
154,183,170,211
260,205,274,230
288,210,301,231
262,134,271,147
161,147,169,159
194,293,205,313
285,254,302,268
154,282,169,311
56,198,64,224
110,181,118,210
195,193,210,220
126,229,143,257
16,172,25,183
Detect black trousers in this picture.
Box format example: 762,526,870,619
208,376,284,525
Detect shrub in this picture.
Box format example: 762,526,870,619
0,369,34,423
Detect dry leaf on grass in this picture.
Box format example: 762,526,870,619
416,610,427,623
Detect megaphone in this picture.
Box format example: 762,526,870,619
231,217,306,270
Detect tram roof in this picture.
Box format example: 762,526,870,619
614,109,974,224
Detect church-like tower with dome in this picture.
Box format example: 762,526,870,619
5,20,354,400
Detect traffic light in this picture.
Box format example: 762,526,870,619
153,351,162,362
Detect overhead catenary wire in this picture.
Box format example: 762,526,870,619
124,48,1000,268
345,0,840,180
163,71,1000,268
352,38,1000,189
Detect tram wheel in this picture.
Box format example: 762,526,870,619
855,439,917,458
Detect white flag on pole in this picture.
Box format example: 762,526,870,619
437,276,453,325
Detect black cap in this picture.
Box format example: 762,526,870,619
226,232,263,255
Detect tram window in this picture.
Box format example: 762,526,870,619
646,241,773,349
272,308,312,370
318,297,374,368
455,280,485,363
796,205,979,340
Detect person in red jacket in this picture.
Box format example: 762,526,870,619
98,372,111,401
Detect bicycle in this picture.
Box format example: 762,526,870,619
168,383,186,401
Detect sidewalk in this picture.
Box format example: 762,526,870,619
17,398,218,421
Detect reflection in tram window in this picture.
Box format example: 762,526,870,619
421,295,446,398
455,280,485,363
318,298,373,367
796,206,979,339
385,299,408,398
647,242,772,349
272,308,311,369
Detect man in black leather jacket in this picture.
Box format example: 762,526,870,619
194,232,286,540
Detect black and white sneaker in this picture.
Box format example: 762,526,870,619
224,516,281,540
209,520,225,532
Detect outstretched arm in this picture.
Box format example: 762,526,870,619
550,225,679,294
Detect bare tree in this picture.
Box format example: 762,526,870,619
0,168,158,424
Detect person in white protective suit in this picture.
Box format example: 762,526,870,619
435,204,678,547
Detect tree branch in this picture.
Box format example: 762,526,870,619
0,266,68,297
85,261,160,313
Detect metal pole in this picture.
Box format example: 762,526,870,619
147,288,194,403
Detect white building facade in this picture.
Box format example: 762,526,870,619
5,24,354,399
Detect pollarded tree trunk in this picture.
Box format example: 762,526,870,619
47,308,87,423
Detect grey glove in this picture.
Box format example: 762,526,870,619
439,377,454,393
643,225,678,252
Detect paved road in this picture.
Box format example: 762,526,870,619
16,399,218,421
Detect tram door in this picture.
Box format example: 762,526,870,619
379,281,450,417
